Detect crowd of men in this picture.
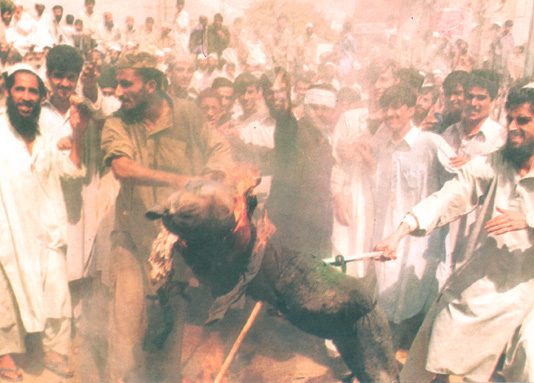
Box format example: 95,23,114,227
0,0,533,382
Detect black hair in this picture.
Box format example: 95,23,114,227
5,70,47,98
233,72,259,96
467,70,500,100
212,77,233,89
443,70,470,96
196,87,221,105
46,44,83,75
1,1,14,14
379,84,417,109
419,86,440,104
396,67,425,91
505,86,534,113
136,67,168,92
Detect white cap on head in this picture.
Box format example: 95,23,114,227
6,63,40,78
304,88,336,108
109,43,122,52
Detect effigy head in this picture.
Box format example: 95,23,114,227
145,167,268,288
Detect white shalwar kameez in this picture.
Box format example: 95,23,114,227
330,108,374,278
372,126,456,323
40,95,120,282
438,118,506,286
400,152,534,382
0,116,84,355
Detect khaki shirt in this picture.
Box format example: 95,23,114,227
101,97,232,254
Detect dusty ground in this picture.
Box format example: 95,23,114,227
17,285,462,383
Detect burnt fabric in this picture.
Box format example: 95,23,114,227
149,179,398,382
178,232,397,382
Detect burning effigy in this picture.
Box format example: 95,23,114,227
146,170,398,382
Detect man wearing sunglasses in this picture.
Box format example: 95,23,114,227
376,84,534,382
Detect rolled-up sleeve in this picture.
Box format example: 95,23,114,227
101,116,134,166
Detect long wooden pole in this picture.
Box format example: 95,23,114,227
214,301,264,383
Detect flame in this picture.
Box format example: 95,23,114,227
254,210,276,254
230,164,261,249
226,163,277,253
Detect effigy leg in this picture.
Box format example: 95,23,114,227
333,305,399,383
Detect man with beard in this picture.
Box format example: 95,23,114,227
288,84,339,256
50,5,65,45
101,51,231,382
0,64,88,381
261,67,299,248
376,84,534,382
96,12,120,52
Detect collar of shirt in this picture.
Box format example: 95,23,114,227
460,117,496,142
42,99,71,119
390,122,420,151
146,102,173,136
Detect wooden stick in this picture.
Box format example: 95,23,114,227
214,301,264,383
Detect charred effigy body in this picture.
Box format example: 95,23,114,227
146,177,398,383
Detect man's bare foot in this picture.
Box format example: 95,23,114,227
0,354,22,382
43,350,73,379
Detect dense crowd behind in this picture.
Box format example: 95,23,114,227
0,0,533,382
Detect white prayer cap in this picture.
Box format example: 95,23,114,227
5,63,45,84
305,22,314,29
522,82,534,89
109,43,122,52
304,87,336,108
207,52,218,60
7,63,39,78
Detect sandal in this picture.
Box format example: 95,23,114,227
0,366,23,382
43,352,74,379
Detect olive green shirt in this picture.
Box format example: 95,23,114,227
101,97,232,255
